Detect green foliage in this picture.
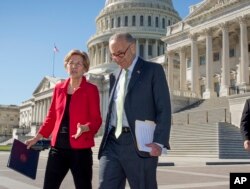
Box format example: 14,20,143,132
0,145,11,151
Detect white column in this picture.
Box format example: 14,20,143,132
106,45,110,63
94,46,98,66
144,39,148,60
101,43,104,64
190,34,199,96
167,51,174,90
203,29,216,99
179,47,186,91
136,39,139,56
220,23,230,97
154,40,158,57
239,16,249,86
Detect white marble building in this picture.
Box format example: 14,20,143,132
162,0,250,99
19,76,64,135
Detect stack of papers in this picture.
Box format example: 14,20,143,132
135,120,156,152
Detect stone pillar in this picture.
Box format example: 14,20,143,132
239,16,250,89
101,43,104,64
136,39,139,56
203,29,216,99
153,40,158,57
94,46,98,66
179,47,186,91
145,39,148,60
167,51,174,90
190,34,199,96
220,23,230,96
106,45,110,63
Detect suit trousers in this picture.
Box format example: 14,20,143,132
99,130,158,189
43,147,93,189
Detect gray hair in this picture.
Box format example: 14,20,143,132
109,32,136,44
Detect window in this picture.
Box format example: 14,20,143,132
148,16,151,26
117,17,121,27
200,55,206,65
248,44,250,52
168,20,171,26
140,15,144,26
187,59,191,68
229,48,235,57
132,16,136,26
155,17,159,27
105,19,108,29
148,45,152,56
111,18,114,28
162,18,165,28
213,52,220,61
139,45,144,58
124,16,128,26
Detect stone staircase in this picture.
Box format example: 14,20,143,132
168,123,219,158
172,97,230,125
168,122,250,159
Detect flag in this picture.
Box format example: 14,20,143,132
53,44,59,52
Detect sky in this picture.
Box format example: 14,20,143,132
0,0,202,105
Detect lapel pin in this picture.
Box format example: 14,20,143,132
137,70,141,74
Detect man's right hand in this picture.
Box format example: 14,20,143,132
243,140,250,151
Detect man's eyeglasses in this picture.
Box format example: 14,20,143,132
111,44,132,59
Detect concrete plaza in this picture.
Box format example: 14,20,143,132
1,150,250,189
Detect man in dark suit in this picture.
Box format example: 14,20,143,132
240,98,250,151
98,32,171,189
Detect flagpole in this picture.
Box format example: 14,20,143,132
52,50,55,77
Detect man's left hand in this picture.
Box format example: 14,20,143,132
146,143,162,157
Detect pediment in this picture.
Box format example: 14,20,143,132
185,0,240,21
33,76,64,95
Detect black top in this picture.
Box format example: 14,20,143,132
55,94,71,149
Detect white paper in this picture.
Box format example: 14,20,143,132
135,120,156,152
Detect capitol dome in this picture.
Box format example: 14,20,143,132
87,0,180,70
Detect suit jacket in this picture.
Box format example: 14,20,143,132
98,57,171,158
240,98,250,141
38,76,102,149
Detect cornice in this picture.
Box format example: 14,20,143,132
186,0,246,25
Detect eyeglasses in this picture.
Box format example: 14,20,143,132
110,44,132,59
67,61,83,67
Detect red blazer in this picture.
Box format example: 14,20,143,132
38,76,102,149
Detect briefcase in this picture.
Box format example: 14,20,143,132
7,139,40,179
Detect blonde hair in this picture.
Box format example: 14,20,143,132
64,49,90,71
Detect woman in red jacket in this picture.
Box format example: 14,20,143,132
25,49,102,189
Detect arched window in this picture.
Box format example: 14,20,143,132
139,44,144,58
148,16,151,26
124,16,128,26
162,18,165,28
140,15,144,26
132,15,136,26
155,17,159,27
111,18,114,28
117,17,121,27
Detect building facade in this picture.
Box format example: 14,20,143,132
19,76,64,135
162,0,250,100
0,105,19,135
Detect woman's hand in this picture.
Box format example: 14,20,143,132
25,134,42,149
72,123,90,139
